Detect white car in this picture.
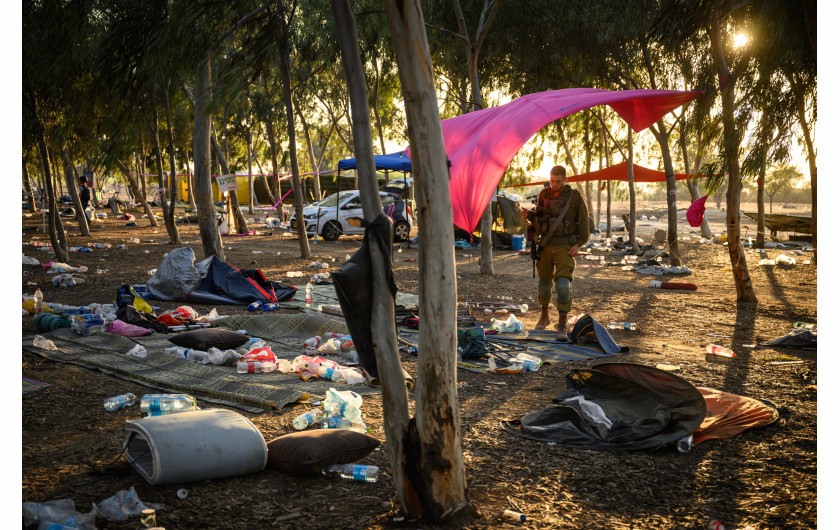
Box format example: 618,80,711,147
289,190,413,241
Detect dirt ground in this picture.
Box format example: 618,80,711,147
21,200,817,529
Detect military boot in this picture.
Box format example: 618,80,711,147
556,312,569,342
534,305,550,330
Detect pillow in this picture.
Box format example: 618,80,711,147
266,430,380,474
167,328,249,351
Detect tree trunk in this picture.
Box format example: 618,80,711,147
599,109,611,236
297,105,323,201
36,131,69,263
115,159,158,227
186,146,197,208
276,5,311,259
264,117,285,218
678,123,712,239
651,120,681,266
23,156,37,213
626,125,639,252
192,53,225,260
162,84,183,244
757,152,766,248
710,13,756,303
60,148,90,237
211,122,250,234
383,0,472,523
253,151,277,206
150,102,179,242
478,203,494,273
333,0,418,515
558,124,585,197
247,132,255,213
791,80,817,255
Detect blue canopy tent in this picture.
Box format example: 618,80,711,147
336,152,412,172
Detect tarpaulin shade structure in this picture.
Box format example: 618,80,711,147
337,152,412,172
406,88,700,232
504,163,706,189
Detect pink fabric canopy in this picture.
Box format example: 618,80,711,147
407,88,700,232
504,163,706,188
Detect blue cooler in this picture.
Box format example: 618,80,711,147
512,234,525,251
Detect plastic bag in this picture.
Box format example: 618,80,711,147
486,357,524,374
276,358,293,373
339,367,365,385
106,319,152,337
22,499,97,530
317,338,342,354
126,344,147,358
490,314,524,333
22,255,40,266
33,335,58,350
94,486,164,522
51,274,77,288
323,387,363,421
207,347,241,366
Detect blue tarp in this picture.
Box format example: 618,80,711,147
337,152,412,172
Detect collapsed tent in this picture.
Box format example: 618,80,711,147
502,362,778,451
337,152,412,172
405,88,701,232
147,247,296,305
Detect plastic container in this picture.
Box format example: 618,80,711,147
322,463,378,483
71,314,107,336
607,322,637,330
262,303,279,312
511,234,525,251
140,394,198,417
33,289,44,315
303,336,322,349
247,301,262,312
292,409,325,430
305,282,313,306
706,344,735,357
104,393,137,412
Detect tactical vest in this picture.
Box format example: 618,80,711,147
537,186,581,244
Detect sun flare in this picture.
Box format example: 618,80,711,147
733,32,749,48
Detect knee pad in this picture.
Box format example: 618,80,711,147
555,276,571,303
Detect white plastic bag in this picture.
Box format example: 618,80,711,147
23,499,97,530
126,344,147,358
22,255,40,266
339,367,365,385
33,335,58,350
276,358,294,373
94,486,164,522
317,338,342,354
207,347,241,366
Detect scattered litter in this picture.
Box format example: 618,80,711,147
51,274,77,287
33,335,58,350
126,344,148,358
94,486,164,522
177,488,189,499
23,499,96,529
656,363,681,372
22,255,39,266
769,360,804,365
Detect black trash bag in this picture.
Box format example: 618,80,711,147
332,214,397,380
117,305,168,334
760,328,817,350
568,315,629,354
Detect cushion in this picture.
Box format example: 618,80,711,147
266,430,380,474
167,328,249,351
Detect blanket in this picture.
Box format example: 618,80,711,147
23,313,380,413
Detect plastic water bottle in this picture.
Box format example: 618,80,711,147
247,301,262,312
516,353,542,372
262,303,279,312
323,463,379,483
292,409,325,430
677,434,694,453
313,234,318,244
33,289,44,315
305,282,313,307
706,344,735,357
335,418,368,433
303,336,321,349
236,361,276,373
104,393,136,411
140,394,198,416
315,364,344,382
607,322,637,330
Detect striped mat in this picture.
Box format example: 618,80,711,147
22,313,381,413
277,282,419,312
23,378,53,394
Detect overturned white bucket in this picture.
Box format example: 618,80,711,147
124,409,268,485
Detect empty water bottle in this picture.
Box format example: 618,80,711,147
247,301,262,312
303,336,322,349
305,282,313,307
322,463,379,483
236,361,276,373
706,344,735,357
516,353,542,372
607,322,637,330
104,393,136,411
140,394,198,416
262,303,279,312
33,289,44,315
292,409,325,430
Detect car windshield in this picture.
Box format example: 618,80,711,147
315,191,356,208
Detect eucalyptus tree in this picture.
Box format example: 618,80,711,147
423,0,504,275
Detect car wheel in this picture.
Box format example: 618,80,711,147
394,221,410,241
322,221,342,241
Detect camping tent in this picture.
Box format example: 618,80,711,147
404,88,701,232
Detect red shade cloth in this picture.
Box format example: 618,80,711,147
687,195,709,227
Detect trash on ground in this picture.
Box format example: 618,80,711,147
94,486,165,522
33,335,58,350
